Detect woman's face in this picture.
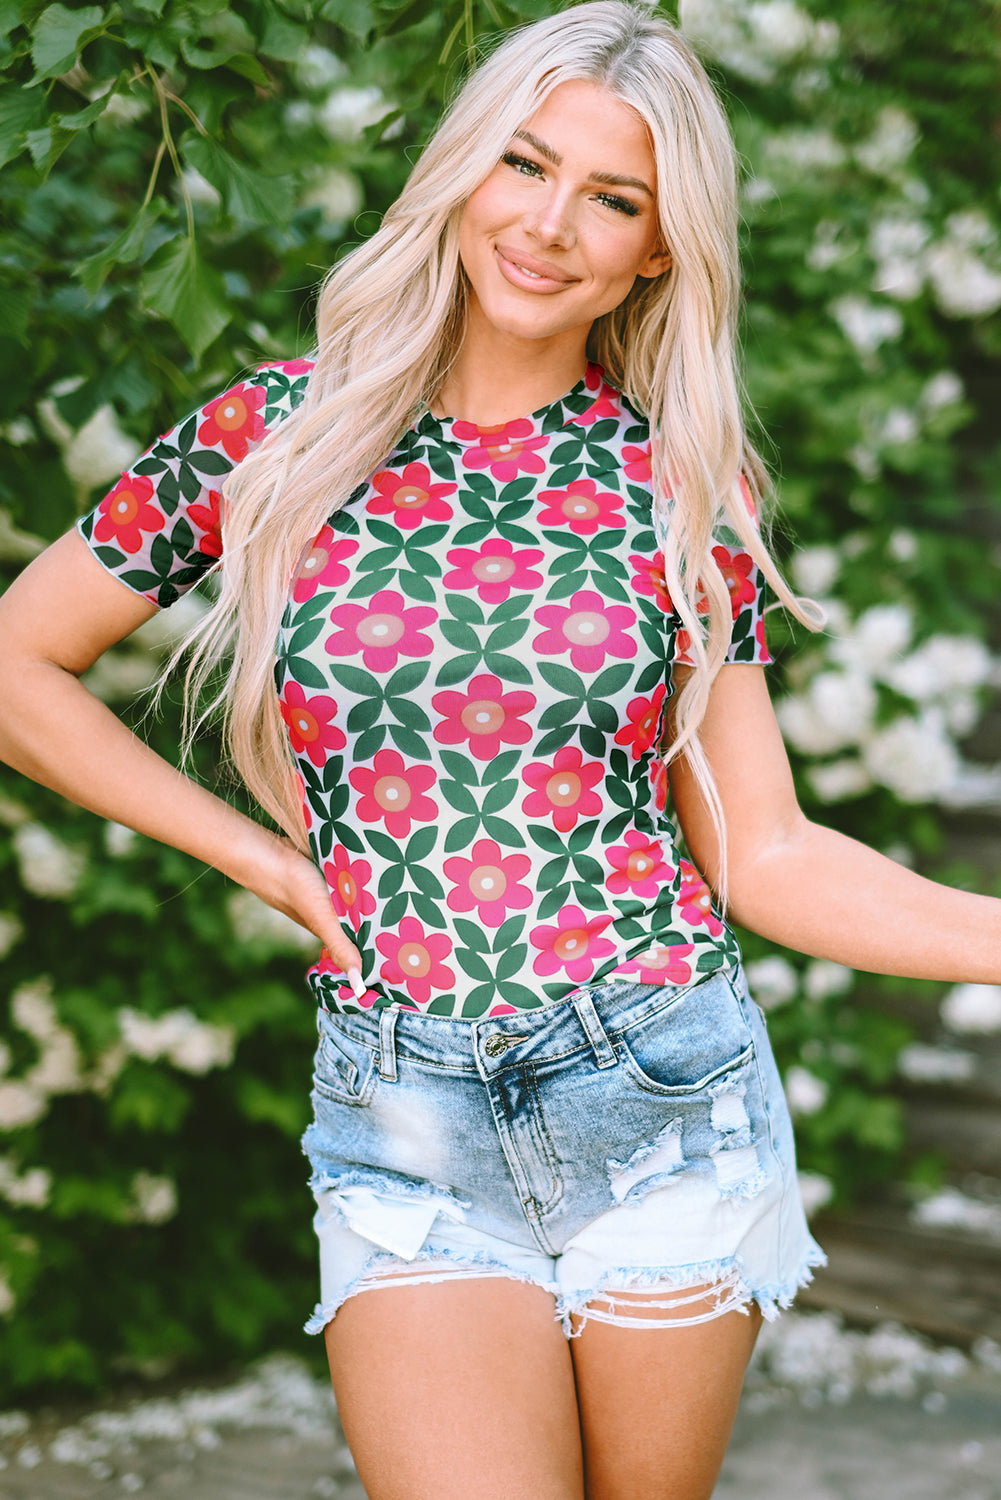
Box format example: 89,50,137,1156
458,79,671,351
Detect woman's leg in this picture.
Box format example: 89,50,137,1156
569,1283,764,1500
324,1272,586,1500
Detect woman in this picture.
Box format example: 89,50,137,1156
2,4,999,1497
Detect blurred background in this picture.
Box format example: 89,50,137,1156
0,0,999,1402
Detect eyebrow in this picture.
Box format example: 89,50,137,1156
512,129,654,199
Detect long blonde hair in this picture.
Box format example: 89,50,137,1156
178,0,815,894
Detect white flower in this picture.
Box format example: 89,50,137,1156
806,220,855,272
12,823,85,899
0,912,23,960
179,168,220,210
777,670,877,755
862,713,959,802
680,0,838,83
887,527,918,562
897,1044,974,1084
829,602,913,675
318,86,389,142
0,1082,47,1131
62,405,143,495
946,209,998,252
744,955,798,1010
102,90,147,125
798,1171,833,1217
791,544,840,597
926,240,1001,319
854,106,918,176
296,44,345,91
226,889,320,955
869,215,930,301
0,507,45,564
766,127,847,173
808,757,872,802
884,634,991,705
0,1155,51,1208
921,371,964,412
11,977,59,1041
300,167,362,225
118,1008,236,1075
128,1171,178,1225
804,960,854,1000
785,1065,829,1116
741,174,776,205
104,822,139,858
0,416,35,446
830,294,903,355
0,1041,9,1076
940,983,1001,1035
12,978,83,1095
879,407,919,447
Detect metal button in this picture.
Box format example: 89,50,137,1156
484,1035,513,1057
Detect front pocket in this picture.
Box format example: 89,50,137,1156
312,1015,377,1105
616,972,756,1097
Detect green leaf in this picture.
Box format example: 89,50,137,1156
319,0,375,41
30,3,107,81
141,237,230,360
26,122,72,176
75,202,167,298
182,133,293,225
0,283,31,345
0,85,44,168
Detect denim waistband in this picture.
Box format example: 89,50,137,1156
318,965,742,1079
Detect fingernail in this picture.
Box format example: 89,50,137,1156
347,966,366,999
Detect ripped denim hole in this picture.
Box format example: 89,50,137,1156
709,1078,750,1134
568,1269,752,1333
607,1118,684,1205
316,1180,470,1261
710,1141,767,1202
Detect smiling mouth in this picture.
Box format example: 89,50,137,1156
495,245,578,291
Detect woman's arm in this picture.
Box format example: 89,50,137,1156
0,530,364,984
669,663,1001,982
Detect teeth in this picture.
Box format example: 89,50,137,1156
516,262,543,278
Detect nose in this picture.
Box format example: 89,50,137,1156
523,184,577,248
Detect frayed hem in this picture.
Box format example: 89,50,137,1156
555,1245,829,1336
303,1245,556,1335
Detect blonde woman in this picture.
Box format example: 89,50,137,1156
2,3,1000,1496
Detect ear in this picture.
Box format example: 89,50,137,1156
637,245,673,280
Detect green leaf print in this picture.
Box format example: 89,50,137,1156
492,915,526,949
364,829,402,863
546,572,591,602
482,780,516,815
586,699,619,734
528,825,568,856
356,544,404,573
461,986,495,1019
411,891,446,927
497,478,536,504
485,619,528,653
349,726,386,760
288,617,327,656
571,854,604,884
405,826,437,863
348,570,395,597
568,820,600,855
487,595,531,625
455,947,492,983
495,946,529,982
378,863,406,898
538,700,583,731
346,697,382,734
398,570,435,603
536,856,571,891
579,725,607,759
440,750,479,786
187,448,232,476
537,887,571,922
481,815,525,847
381,892,408,929
386,724,432,760
453,918,489,954
635,660,668,694
435,652,482,687
411,865,445,900
439,618,480,654
439,779,479,816
449,595,486,625
444,816,481,853
483,652,532,685
481,750,521,784
572,883,608,913
329,664,382,698
606,778,637,812
547,465,585,489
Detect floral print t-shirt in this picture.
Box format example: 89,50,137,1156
78,360,771,1020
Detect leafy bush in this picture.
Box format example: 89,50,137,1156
0,0,999,1397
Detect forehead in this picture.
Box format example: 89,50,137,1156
518,79,656,173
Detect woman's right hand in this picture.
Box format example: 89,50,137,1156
258,836,366,997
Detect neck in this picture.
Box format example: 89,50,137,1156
432,306,589,425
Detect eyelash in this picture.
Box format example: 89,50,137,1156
500,152,641,218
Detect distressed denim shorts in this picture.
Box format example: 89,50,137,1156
301,965,826,1336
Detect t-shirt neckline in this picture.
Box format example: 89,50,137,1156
412,362,604,441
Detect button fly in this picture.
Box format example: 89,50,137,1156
484,1034,530,1058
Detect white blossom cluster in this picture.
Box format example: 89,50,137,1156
117,1007,236,1075
226,888,320,955
0,978,84,1132
744,954,854,1012
869,207,1001,320
126,1171,178,1226
777,565,993,804
679,0,838,85
36,378,143,501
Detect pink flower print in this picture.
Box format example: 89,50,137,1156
314,949,377,1009
197,382,266,462
629,553,672,614
756,617,771,660
443,839,532,927
537,479,624,535
349,749,437,838
324,846,377,930
649,757,668,812
739,472,758,519
280,683,346,766
367,461,456,530
187,489,223,559
377,916,454,1004
529,904,615,981
534,589,637,673
293,528,358,603
615,942,694,986
451,417,549,480
614,683,667,761
675,627,694,667
94,475,165,555
326,589,435,673
575,368,620,425
487,1003,518,1017
263,358,314,376
432,673,535,761
713,546,757,620
605,831,673,898
295,771,312,831
677,858,724,935
623,443,652,484
522,747,603,833
443,538,544,603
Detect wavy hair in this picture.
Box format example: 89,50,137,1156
176,0,816,899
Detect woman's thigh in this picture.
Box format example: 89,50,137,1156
324,1272,586,1500
569,1285,763,1500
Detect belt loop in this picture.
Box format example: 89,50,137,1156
571,989,617,1070
378,1004,400,1082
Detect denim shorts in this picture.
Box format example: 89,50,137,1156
301,965,826,1336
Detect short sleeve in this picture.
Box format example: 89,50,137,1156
76,360,313,608
673,519,773,668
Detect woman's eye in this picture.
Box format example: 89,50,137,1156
502,151,544,178
596,192,641,218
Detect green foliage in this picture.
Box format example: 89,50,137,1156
0,0,999,1399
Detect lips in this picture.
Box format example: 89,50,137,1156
495,244,579,292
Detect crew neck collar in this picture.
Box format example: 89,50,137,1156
412,362,620,441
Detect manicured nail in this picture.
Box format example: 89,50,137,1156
347,966,366,999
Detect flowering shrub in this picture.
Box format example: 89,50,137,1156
0,0,999,1397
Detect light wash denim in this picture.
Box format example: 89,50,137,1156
302,965,826,1336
